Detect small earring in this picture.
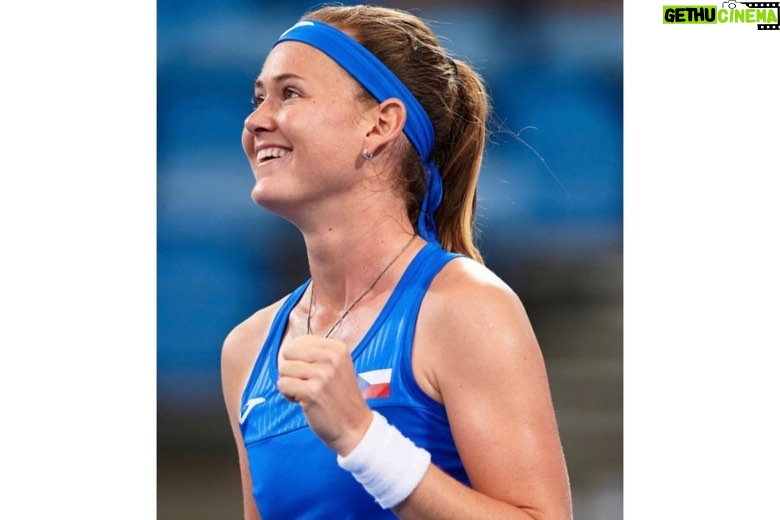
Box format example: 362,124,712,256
362,148,373,160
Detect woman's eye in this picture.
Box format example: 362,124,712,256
250,89,297,108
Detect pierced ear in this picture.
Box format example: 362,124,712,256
364,98,407,154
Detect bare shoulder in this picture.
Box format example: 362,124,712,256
222,297,285,368
416,257,542,399
423,257,532,342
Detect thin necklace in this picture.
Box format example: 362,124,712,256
307,234,417,339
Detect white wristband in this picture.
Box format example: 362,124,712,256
337,411,431,509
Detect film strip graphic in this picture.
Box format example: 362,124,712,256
728,1,780,29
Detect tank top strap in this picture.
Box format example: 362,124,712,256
240,279,310,410
396,242,461,298
395,243,461,407
348,242,460,362
266,280,311,350
385,241,461,318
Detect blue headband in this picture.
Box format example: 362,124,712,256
274,19,443,243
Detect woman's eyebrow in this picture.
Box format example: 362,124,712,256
254,72,306,89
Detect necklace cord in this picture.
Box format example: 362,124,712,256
306,234,417,338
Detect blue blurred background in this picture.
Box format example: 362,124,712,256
158,0,623,518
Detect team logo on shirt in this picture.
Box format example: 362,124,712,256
358,369,392,399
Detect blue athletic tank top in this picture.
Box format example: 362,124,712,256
238,242,470,519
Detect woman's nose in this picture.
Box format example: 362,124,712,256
243,101,276,135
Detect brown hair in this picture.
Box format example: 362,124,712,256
305,5,490,263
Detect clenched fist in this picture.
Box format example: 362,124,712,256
277,334,374,456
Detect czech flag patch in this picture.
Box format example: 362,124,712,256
358,369,392,399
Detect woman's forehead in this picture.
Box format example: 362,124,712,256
256,41,352,88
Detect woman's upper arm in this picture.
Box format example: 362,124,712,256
230,417,262,520
419,261,572,518
221,306,280,520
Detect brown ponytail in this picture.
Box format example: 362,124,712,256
305,5,490,264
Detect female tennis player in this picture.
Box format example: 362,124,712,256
221,5,572,519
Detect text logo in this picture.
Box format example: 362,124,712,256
663,3,780,30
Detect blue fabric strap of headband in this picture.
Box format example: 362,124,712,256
275,20,443,243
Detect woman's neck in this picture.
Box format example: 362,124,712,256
302,214,419,313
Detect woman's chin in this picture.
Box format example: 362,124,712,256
250,185,275,208
250,184,294,215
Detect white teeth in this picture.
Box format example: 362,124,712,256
256,147,289,163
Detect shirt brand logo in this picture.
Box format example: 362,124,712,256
238,397,267,425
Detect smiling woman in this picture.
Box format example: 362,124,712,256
221,5,573,520
242,41,381,220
